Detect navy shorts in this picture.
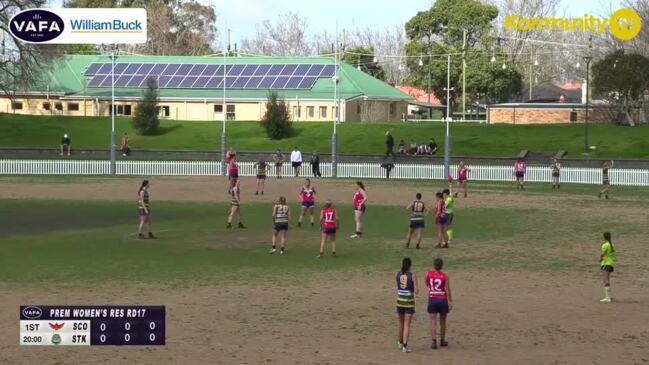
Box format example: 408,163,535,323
355,205,366,213
601,265,614,272
552,172,560,178
257,175,266,180
229,172,239,179
292,162,302,168
446,213,454,226
138,207,150,216
323,227,336,235
437,214,448,224
458,178,467,184
410,220,425,229
397,307,415,315
274,222,288,231
515,172,525,178
302,201,315,208
427,298,449,314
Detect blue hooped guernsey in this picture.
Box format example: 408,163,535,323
273,205,289,223
396,272,415,308
410,201,425,221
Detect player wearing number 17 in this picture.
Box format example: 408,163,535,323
318,200,338,258
426,258,453,350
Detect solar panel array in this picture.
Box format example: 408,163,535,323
84,63,336,90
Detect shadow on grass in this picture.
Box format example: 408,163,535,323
149,124,182,136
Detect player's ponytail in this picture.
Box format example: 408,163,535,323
356,181,365,191
603,232,614,251
401,257,412,274
138,180,149,194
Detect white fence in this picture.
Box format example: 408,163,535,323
1,159,649,186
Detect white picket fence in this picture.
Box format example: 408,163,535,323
1,159,649,186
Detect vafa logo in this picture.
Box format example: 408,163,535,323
9,9,64,43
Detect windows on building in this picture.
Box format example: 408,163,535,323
307,106,314,118
12,101,23,110
67,103,79,111
319,106,327,119
226,104,235,120
43,102,51,111
55,103,63,111
158,105,170,117
293,106,301,119
389,102,395,116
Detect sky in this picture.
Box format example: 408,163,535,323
48,0,624,44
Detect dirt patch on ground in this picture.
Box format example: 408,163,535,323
1,271,648,365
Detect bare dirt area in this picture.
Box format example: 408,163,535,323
2,176,649,364
1,271,648,365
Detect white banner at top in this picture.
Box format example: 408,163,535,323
9,8,147,44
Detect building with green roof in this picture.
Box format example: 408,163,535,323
0,55,412,122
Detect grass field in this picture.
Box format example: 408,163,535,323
1,176,649,364
3,113,649,158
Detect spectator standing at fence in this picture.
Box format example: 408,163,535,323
273,149,285,179
398,139,406,154
310,151,322,178
254,159,268,195
386,131,395,156
121,133,131,157
599,160,614,199
515,158,527,190
290,146,303,177
60,133,71,156
550,159,561,189
381,155,395,179
428,138,438,155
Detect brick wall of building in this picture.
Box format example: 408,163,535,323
488,106,614,124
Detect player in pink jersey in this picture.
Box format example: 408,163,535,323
454,161,470,198
319,200,339,258
426,258,453,350
297,178,317,227
350,181,368,239
434,192,449,248
514,158,527,190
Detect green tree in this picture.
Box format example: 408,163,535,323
67,44,98,55
343,46,386,81
133,78,160,135
404,0,522,112
592,51,649,125
261,92,292,140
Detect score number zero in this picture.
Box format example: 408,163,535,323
96,321,158,343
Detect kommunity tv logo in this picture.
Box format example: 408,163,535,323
505,7,642,41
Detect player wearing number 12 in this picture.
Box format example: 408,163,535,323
318,200,338,258
426,258,453,350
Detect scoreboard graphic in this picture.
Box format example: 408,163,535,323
20,305,165,346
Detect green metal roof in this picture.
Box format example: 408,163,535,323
36,55,412,102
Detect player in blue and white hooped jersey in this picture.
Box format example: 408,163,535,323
270,196,291,254
137,180,155,239
396,257,418,353
405,193,429,249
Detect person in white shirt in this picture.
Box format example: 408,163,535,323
290,146,303,177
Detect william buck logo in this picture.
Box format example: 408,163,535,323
9,9,65,43
505,7,642,41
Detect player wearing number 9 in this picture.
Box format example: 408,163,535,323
318,200,338,258
426,258,453,350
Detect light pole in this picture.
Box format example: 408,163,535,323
221,26,229,176
331,23,342,178
110,48,116,175
443,54,453,179
583,55,592,154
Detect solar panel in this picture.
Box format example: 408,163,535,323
166,76,184,88
157,75,172,88
268,64,285,76
85,63,103,76
294,64,311,75
97,63,114,74
271,76,289,88
232,76,250,88
285,76,303,89
126,75,145,87
112,63,128,74
307,64,325,76
280,64,298,76
225,77,237,88
298,77,316,89
206,76,223,88
162,64,181,75
320,65,335,76
176,64,193,76
246,77,263,88
228,64,245,76
258,76,276,88
137,64,153,75
87,75,106,87
149,64,167,75
241,64,258,76
123,63,142,74
114,75,132,87
189,64,207,76
99,75,114,87
202,64,219,76
179,76,198,88
254,64,271,76
193,77,210,88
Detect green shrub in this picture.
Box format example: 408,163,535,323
133,78,160,135
261,92,292,139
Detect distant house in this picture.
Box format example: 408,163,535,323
395,86,444,119
0,55,413,122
